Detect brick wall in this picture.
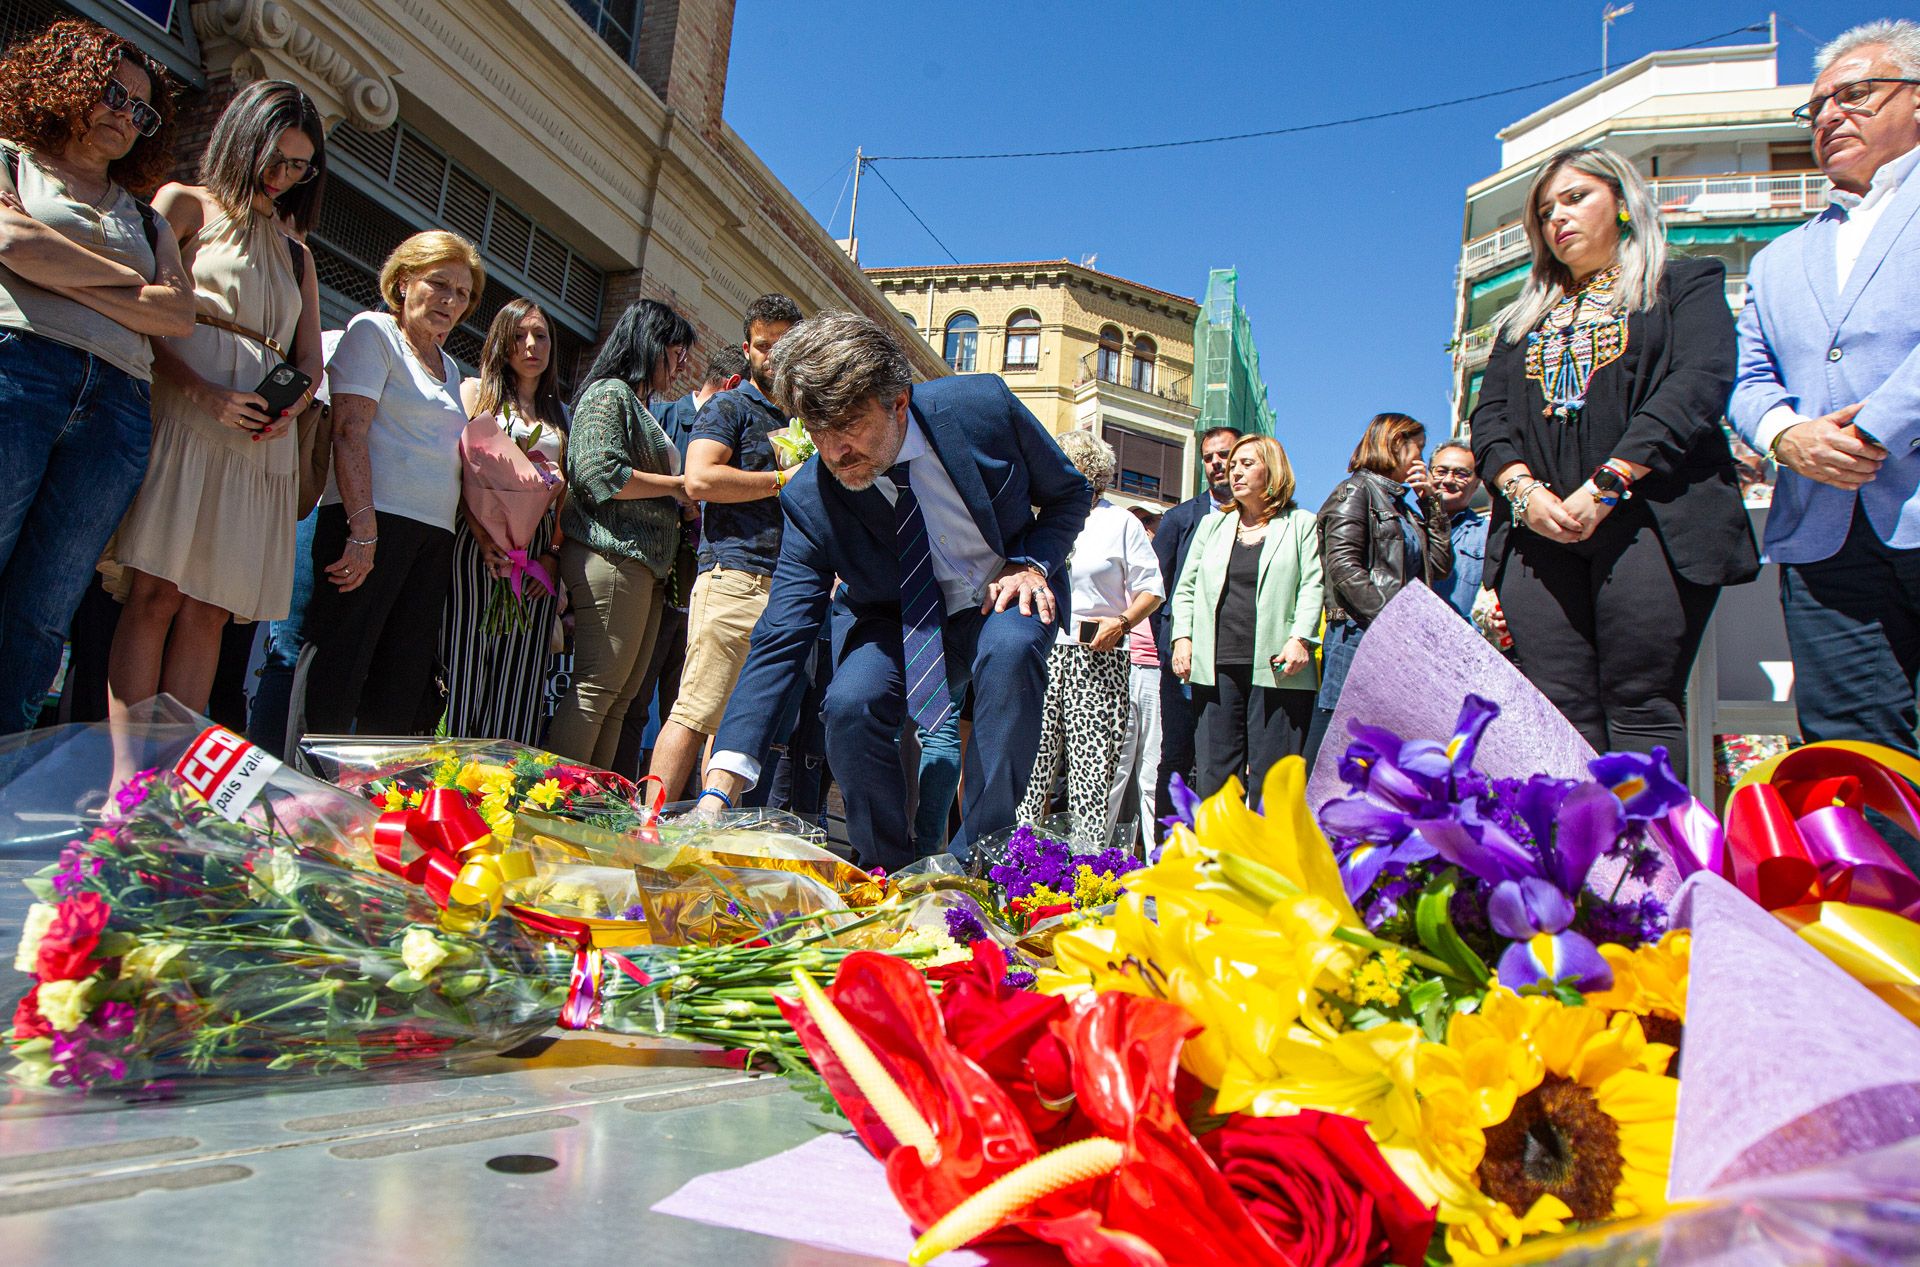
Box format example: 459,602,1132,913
594,266,733,401
164,70,238,187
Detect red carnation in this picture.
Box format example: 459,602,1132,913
36,891,111,981
11,987,52,1041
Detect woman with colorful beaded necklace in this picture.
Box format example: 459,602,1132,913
1470,146,1758,778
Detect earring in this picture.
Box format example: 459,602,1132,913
1617,208,1632,226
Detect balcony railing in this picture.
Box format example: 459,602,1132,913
1461,171,1832,277
1073,351,1194,406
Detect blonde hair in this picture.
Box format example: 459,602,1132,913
1224,434,1296,521
1057,429,1118,494
378,230,486,321
1495,146,1667,342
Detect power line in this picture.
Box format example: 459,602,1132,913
822,158,857,236
860,160,960,263
866,21,1771,163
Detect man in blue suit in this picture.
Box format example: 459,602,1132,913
701,312,1090,871
1731,20,1920,767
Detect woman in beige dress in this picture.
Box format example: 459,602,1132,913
106,81,325,719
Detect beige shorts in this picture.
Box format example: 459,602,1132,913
667,565,773,734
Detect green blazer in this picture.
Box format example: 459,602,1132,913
1171,505,1324,690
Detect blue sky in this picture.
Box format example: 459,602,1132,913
725,1,1878,501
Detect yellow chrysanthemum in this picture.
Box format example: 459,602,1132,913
1585,930,1690,1035
1440,988,1678,1261
526,778,563,810
453,761,513,795
379,787,406,813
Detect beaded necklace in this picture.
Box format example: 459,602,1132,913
1524,265,1627,422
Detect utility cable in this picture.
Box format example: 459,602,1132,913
859,160,960,263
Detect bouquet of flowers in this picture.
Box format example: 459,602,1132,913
971,820,1144,934
460,410,562,635
768,419,815,471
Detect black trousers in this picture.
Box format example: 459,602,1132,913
302,505,454,736
1498,506,1718,779
1193,665,1315,808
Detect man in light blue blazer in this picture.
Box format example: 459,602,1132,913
700,312,1089,872
1730,20,1920,767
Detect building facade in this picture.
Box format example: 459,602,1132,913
1,0,947,389
1449,43,1821,435
866,259,1201,507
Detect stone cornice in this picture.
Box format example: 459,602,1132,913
192,0,399,130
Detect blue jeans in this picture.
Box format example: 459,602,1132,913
915,706,963,856
248,509,318,756
0,329,151,733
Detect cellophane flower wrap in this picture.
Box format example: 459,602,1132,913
459,410,562,634
1,703,551,1099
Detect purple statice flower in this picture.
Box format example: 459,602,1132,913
1584,893,1670,949
726,899,743,917
619,903,646,922
47,1001,136,1091
1081,845,1143,881
990,825,1076,900
51,841,102,896
1626,840,1667,885
1002,969,1038,991
1363,871,1421,928
944,905,989,946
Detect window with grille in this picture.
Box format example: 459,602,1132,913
944,313,978,373
1130,335,1157,393
1103,423,1182,504
1004,310,1040,370
327,118,604,341
1096,326,1123,384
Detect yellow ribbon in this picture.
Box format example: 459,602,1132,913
1775,901,1920,1026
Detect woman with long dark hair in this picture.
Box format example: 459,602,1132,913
0,19,193,731
441,298,569,742
1308,412,1452,761
547,298,694,766
105,79,326,727
1471,146,1757,774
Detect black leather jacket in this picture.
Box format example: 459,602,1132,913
1315,469,1452,626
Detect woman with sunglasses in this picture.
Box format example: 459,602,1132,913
0,19,194,733
1471,146,1758,777
103,81,326,738
547,299,694,767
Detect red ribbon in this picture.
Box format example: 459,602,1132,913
1723,746,1920,920
559,946,654,1030
372,788,492,909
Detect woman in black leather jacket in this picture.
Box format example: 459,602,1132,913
1306,412,1452,763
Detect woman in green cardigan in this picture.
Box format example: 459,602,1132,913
547,299,693,767
1170,434,1323,806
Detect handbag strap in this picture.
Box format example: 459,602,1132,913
196,312,285,357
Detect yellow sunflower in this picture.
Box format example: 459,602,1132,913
1441,988,1679,1262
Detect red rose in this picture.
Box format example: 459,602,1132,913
1204,1110,1435,1267
36,892,111,981
360,1023,457,1063
11,987,52,1041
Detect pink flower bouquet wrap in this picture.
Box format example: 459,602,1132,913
460,411,562,633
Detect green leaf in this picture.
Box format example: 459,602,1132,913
1415,870,1492,986
384,970,430,994
21,875,53,902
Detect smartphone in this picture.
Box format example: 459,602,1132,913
1077,619,1100,644
253,362,313,419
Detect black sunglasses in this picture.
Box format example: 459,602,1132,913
101,78,162,139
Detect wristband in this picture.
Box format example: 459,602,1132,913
347,536,378,546
696,786,733,810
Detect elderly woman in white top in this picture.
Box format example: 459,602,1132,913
1016,431,1164,839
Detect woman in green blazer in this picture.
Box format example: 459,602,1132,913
1171,434,1323,806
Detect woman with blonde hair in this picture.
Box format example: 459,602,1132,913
1172,433,1322,805
1016,429,1163,840
1471,145,1756,774
301,229,485,735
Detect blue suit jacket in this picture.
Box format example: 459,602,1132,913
1731,160,1920,563
713,374,1091,764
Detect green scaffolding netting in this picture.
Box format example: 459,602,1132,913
1193,268,1275,444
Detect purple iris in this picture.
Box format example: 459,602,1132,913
1488,877,1612,992
1158,773,1201,834
1319,695,1502,846
1587,747,1692,821
1338,837,1436,903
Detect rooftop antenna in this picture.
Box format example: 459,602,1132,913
1079,253,1098,269
1602,2,1634,77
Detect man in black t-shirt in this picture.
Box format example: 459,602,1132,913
646,294,803,802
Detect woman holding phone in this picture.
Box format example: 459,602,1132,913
1171,434,1323,806
105,80,325,720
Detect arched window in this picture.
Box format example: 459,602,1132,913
1096,325,1123,383
943,312,978,372
1130,334,1157,392
898,311,919,333
1004,309,1040,370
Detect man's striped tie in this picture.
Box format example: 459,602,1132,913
891,462,955,733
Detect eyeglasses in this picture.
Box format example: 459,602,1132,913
100,78,161,139
1431,465,1478,481
262,153,319,184
1791,77,1920,127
